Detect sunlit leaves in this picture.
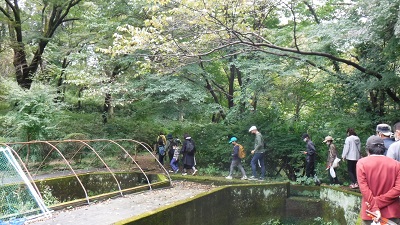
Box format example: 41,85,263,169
144,75,207,104
1,82,67,141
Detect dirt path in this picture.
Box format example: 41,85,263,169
26,181,215,225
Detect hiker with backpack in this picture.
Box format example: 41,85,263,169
156,132,167,165
225,137,247,180
181,133,198,175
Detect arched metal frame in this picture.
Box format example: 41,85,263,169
0,139,171,204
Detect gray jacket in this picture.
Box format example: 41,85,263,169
386,141,400,161
341,135,361,160
253,132,265,153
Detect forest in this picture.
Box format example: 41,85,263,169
0,0,400,184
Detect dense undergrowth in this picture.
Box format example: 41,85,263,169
0,84,384,185
0,105,351,185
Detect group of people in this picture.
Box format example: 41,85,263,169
225,123,400,224
156,123,400,224
303,123,400,224
156,132,198,176
225,125,266,181
302,127,361,188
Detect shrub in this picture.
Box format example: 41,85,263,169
2,82,67,141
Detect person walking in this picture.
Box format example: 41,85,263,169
165,133,176,172
323,136,339,184
341,128,361,189
156,132,167,165
357,135,400,224
387,122,400,161
302,133,316,178
248,126,265,181
181,133,198,175
376,124,395,155
165,134,175,162
170,144,180,173
225,137,247,180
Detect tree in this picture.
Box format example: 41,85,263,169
67,0,151,122
2,81,66,142
109,0,400,120
0,0,83,89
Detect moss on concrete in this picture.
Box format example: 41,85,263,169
115,176,362,225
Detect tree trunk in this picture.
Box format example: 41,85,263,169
198,58,226,122
103,93,112,124
369,90,379,115
102,65,121,123
56,57,70,102
77,87,85,110
378,90,385,116
251,94,258,111
1,0,83,89
228,63,235,109
236,65,247,113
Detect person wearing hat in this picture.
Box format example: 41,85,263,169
341,128,361,189
248,126,265,181
225,137,247,180
356,135,400,224
323,136,339,184
376,123,395,155
387,122,400,161
302,133,316,178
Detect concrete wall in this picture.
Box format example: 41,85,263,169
37,172,170,211
115,183,362,225
320,187,362,225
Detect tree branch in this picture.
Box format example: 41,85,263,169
303,1,320,24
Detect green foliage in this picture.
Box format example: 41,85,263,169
63,133,89,140
201,163,223,176
41,186,60,206
312,217,334,225
261,219,282,225
1,82,67,141
1,0,400,184
294,174,317,186
261,217,334,225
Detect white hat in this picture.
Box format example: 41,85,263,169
249,126,257,132
376,124,392,136
322,136,333,143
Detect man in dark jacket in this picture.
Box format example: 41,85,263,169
302,133,316,178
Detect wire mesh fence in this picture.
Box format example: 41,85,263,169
0,139,165,224
0,147,50,224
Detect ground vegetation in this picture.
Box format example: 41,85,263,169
0,0,399,184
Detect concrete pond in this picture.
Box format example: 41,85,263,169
1,172,363,225
114,181,362,225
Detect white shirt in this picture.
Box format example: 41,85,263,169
386,140,400,161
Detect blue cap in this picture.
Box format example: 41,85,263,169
229,137,237,143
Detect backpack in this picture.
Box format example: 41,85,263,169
158,146,165,156
166,139,176,153
238,144,246,159
186,140,194,154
